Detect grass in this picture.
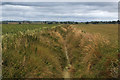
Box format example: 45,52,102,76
2,24,58,34
70,24,118,78
2,24,118,78
72,24,118,46
2,24,67,78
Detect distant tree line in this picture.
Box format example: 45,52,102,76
2,20,120,24
85,20,120,24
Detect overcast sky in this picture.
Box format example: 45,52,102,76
2,0,119,2
1,2,118,22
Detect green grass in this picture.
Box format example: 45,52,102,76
2,24,118,78
2,24,67,78
2,24,58,34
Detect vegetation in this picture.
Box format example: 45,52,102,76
2,24,118,78
2,20,119,24
2,24,58,34
65,25,118,78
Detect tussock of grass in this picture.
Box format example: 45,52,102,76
61,26,118,78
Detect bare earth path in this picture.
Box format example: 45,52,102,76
63,46,71,79
63,68,70,78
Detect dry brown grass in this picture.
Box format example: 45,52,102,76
2,24,118,78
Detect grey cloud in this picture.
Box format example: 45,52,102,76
2,2,118,21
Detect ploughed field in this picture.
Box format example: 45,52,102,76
2,24,118,78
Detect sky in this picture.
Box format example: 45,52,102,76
1,2,118,22
2,0,119,2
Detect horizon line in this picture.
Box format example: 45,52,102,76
1,20,119,22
